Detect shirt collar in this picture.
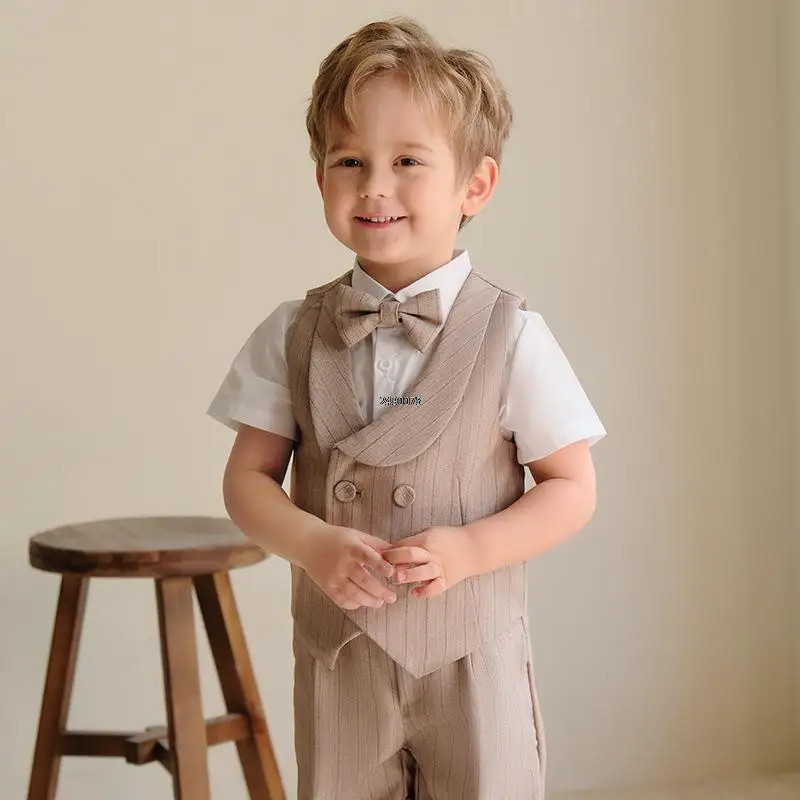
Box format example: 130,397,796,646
350,249,472,323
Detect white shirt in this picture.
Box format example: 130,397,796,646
208,249,606,465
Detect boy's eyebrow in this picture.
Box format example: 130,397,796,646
326,141,435,155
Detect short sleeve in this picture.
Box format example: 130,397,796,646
501,310,606,464
206,299,303,440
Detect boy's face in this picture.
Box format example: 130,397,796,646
316,73,496,287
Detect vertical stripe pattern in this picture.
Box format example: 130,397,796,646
287,269,528,677
286,268,546,797
292,616,546,799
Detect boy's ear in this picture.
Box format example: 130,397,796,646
316,165,324,195
461,156,498,218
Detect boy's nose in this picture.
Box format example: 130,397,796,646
359,173,393,198
359,187,390,199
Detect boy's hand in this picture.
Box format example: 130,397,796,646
299,524,398,611
382,526,477,599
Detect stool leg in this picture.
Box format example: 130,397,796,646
27,575,88,800
155,577,211,800
194,572,285,800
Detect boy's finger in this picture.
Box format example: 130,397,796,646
344,578,390,608
359,533,394,551
382,546,430,565
360,547,395,577
353,565,397,603
413,576,447,599
394,563,441,584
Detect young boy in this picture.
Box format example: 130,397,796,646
208,16,605,800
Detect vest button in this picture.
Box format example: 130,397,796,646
334,480,357,502
392,484,416,507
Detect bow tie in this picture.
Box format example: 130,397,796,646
334,283,442,352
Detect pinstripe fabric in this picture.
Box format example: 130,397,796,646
286,268,547,798
293,615,545,799
334,284,442,352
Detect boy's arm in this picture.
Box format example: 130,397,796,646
461,439,597,576
222,424,326,568
383,440,598,593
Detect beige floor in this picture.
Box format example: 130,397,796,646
552,772,800,799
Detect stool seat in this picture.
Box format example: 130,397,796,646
29,515,266,578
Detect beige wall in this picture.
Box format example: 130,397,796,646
783,0,800,753
1,1,796,797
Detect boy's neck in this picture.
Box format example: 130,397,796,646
357,250,457,294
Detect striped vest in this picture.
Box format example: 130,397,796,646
286,268,528,678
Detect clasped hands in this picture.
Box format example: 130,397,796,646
301,523,477,611
382,525,477,598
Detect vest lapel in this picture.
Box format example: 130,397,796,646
305,268,501,467
337,271,500,467
306,277,365,454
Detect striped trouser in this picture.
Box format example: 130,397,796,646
293,615,546,799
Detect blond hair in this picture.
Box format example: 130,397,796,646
305,17,513,230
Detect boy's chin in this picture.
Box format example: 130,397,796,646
353,251,407,268
344,237,409,261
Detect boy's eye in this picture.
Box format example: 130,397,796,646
337,157,421,168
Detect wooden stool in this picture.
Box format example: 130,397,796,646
26,516,285,800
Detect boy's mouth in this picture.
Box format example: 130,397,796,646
355,216,406,229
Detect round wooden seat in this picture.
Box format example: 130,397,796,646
29,515,266,578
